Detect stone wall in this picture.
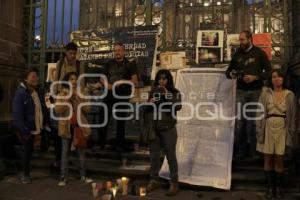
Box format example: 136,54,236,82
0,0,26,122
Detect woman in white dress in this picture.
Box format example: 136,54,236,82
256,69,298,199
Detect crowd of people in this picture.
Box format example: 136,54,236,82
12,42,182,196
11,30,299,198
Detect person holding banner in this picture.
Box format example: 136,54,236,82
256,69,297,199
226,30,272,159
145,69,182,196
101,42,139,152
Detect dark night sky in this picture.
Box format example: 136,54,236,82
44,0,80,46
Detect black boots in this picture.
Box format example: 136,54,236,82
265,171,273,199
274,172,284,199
265,171,284,199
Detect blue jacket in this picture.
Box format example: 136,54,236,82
12,83,49,137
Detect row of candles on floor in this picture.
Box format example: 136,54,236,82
91,177,147,199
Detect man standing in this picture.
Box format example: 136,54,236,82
101,43,139,152
54,42,84,93
226,30,272,158
51,42,84,167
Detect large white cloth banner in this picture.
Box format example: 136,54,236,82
159,68,236,190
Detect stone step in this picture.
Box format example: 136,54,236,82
39,150,153,166
30,155,151,178
232,156,294,167
9,145,300,192
29,156,300,193
231,182,300,192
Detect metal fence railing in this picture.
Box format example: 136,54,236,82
23,0,295,82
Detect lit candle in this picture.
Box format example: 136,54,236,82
121,177,128,184
122,184,128,195
139,187,146,197
91,183,99,198
110,187,117,198
121,177,129,196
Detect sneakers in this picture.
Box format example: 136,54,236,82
20,175,32,184
58,176,93,186
166,183,179,196
146,180,160,193
81,176,93,184
58,177,67,187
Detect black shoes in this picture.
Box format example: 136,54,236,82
264,171,284,199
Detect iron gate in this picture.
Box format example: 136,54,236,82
23,0,295,82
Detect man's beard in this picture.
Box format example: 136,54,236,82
115,55,124,61
240,43,251,50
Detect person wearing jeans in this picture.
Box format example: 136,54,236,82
55,72,93,187
61,137,86,178
226,30,272,158
101,43,139,152
149,126,178,184
145,69,182,196
235,89,261,156
12,68,49,184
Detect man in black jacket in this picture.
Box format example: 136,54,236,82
101,43,139,152
226,30,272,158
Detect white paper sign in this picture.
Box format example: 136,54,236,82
159,68,236,190
47,63,57,82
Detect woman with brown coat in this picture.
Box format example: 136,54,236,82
55,72,93,186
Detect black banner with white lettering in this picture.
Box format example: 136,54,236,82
71,26,158,86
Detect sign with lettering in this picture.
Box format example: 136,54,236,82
159,68,236,190
71,26,158,86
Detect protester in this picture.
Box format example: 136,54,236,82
100,42,139,151
226,30,272,158
53,42,84,95
85,78,105,149
256,69,297,199
145,69,182,196
12,68,49,184
54,42,84,81
55,72,93,187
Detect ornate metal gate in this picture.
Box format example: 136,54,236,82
23,0,295,82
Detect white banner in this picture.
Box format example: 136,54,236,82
159,68,236,190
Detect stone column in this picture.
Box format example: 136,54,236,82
0,0,26,122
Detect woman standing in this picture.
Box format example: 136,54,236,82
256,69,298,199
146,69,182,196
55,72,93,186
12,68,49,184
